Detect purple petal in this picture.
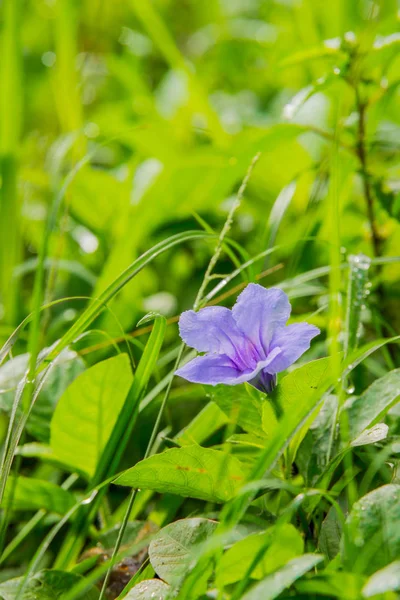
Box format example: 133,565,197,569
232,284,291,355
176,346,282,387
178,307,257,368
175,354,244,385
264,322,320,374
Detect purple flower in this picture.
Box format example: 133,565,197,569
175,284,320,393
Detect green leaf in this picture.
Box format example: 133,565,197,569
343,484,400,575
16,443,87,477
318,504,343,560
362,560,400,597
273,356,334,462
216,524,304,587
0,569,99,599
345,369,400,440
296,572,365,599
274,356,333,413
297,395,338,485
243,358,337,498
261,402,278,439
227,433,266,449
114,445,246,503
93,316,166,484
207,384,265,437
1,475,75,514
241,554,324,600
351,423,389,447
50,354,133,477
125,580,170,600
28,352,86,443
149,518,217,586
0,349,85,443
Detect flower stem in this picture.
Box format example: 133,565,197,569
194,152,261,310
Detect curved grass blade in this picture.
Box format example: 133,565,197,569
55,316,167,569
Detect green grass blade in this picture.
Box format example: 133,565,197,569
0,0,23,327
55,316,166,568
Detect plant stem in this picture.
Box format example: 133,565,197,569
355,88,381,258
194,152,261,310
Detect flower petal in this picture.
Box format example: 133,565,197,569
175,354,244,385
178,307,254,366
232,284,291,354
176,346,282,387
265,323,320,374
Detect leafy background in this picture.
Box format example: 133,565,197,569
0,0,399,598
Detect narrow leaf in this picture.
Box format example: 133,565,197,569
241,554,324,600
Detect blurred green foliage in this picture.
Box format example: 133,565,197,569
0,0,399,342
0,1,400,598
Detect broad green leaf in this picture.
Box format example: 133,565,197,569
244,358,337,496
0,569,99,599
274,357,332,413
207,384,265,437
149,518,217,585
16,443,87,478
51,354,133,477
261,402,278,439
345,369,400,440
241,554,324,600
114,445,246,503
28,353,86,443
273,356,334,462
362,560,400,597
1,475,75,514
125,580,170,600
297,395,338,485
343,484,400,575
216,524,304,587
318,504,343,560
